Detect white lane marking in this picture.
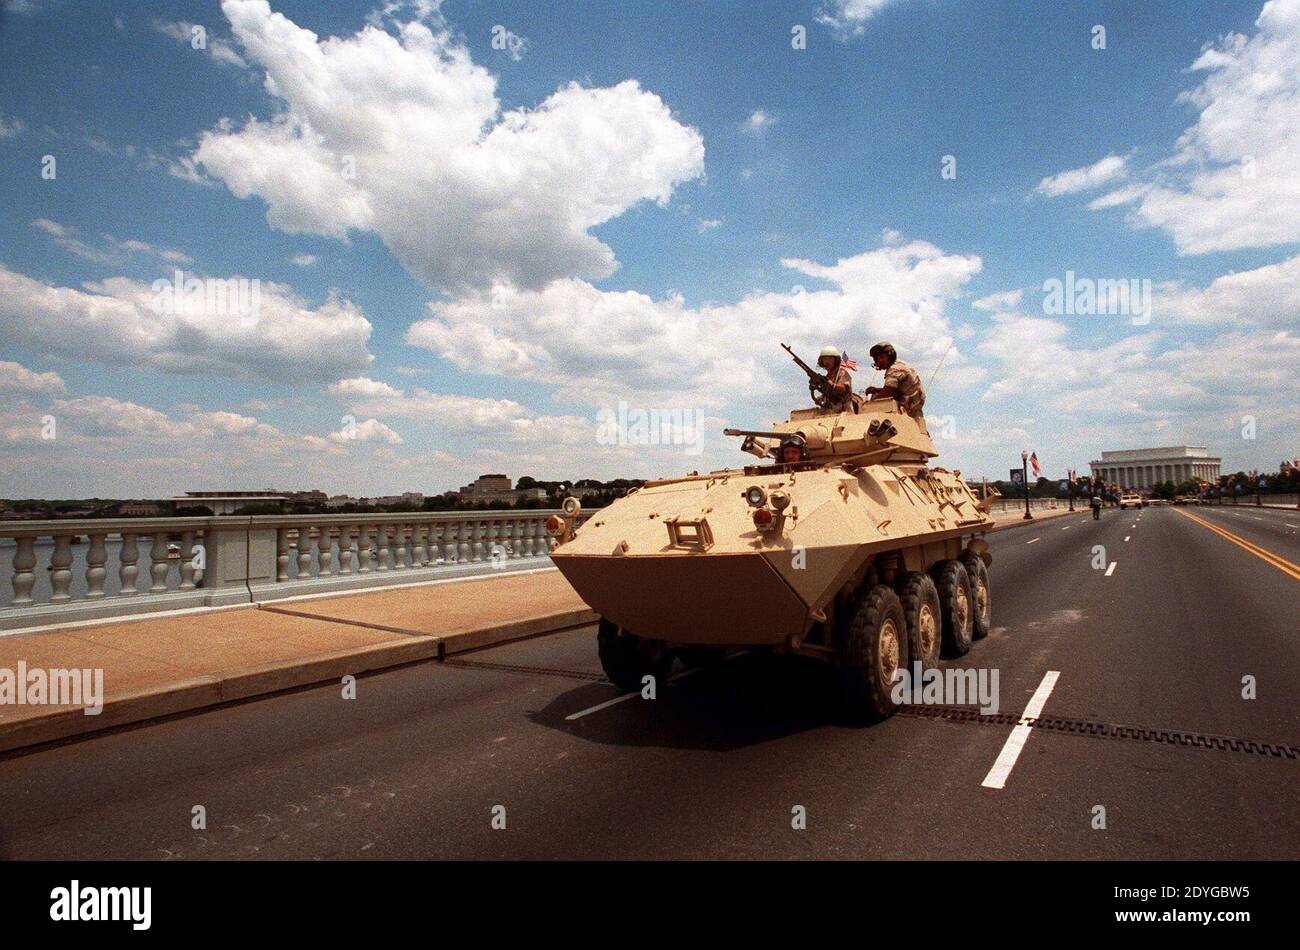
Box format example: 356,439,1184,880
1287,523,1299,528
1105,561,1117,576
1026,537,1040,544
1124,535,1130,542
1061,526,1071,531
565,667,704,720
981,671,1061,790
565,651,747,721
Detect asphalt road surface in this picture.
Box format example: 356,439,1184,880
1,505,1296,860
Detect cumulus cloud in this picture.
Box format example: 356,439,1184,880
290,253,318,266
1156,253,1300,327
0,264,373,382
153,19,248,68
0,113,23,138
0,360,66,395
1049,1,1300,254
187,0,704,291
329,417,404,445
816,0,900,38
1035,154,1128,197
745,110,776,131
329,376,531,429
971,289,1024,312
407,237,984,407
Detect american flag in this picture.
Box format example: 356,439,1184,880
1030,452,1041,477
842,353,859,372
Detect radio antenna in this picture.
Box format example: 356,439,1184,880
928,339,956,388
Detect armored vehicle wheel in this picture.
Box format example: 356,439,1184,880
897,572,942,668
597,619,672,693
835,584,909,722
932,560,973,657
961,555,991,640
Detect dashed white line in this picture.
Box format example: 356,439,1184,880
1124,535,1130,542
1105,562,1117,576
1061,526,1071,531
981,671,1061,790
1026,538,1040,544
565,666,705,720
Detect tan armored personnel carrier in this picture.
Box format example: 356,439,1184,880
548,388,996,720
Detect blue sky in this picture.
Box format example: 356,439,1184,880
1,0,1297,497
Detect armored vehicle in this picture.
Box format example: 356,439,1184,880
548,384,996,720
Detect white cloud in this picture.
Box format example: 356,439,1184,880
696,218,722,233
0,264,374,383
1156,253,1300,327
329,417,404,445
290,253,318,266
0,113,23,138
745,110,776,131
329,376,531,430
816,0,900,38
153,19,248,68
187,0,705,291
1035,154,1128,197
0,360,66,395
30,218,192,265
407,237,984,408
971,289,1024,312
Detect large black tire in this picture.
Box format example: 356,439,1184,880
961,555,991,640
836,584,909,722
596,619,672,693
897,572,942,670
932,560,973,657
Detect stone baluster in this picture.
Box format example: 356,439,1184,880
11,536,37,604
150,534,169,593
498,519,515,559
276,527,291,582
441,522,458,563
50,534,74,601
337,526,354,575
357,525,372,573
469,519,484,562
460,519,475,564
412,523,428,567
86,532,108,598
485,520,501,564
179,531,197,590
394,523,408,570
318,528,334,576
119,532,140,595
375,524,390,571
297,527,314,577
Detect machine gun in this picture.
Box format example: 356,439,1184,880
781,343,841,409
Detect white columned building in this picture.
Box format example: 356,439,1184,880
1088,446,1221,490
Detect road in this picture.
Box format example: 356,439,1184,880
0,505,1296,860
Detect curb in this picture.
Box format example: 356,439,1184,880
0,608,597,755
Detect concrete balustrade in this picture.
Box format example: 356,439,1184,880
0,510,577,631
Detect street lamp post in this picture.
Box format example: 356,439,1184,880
1068,474,1075,512
1021,450,1033,519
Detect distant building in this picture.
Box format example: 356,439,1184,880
1089,447,1221,490
171,491,289,515
448,474,544,504
119,502,165,517
369,492,425,507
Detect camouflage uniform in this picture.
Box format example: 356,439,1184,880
883,360,925,419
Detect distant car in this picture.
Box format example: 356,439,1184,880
1120,493,1142,509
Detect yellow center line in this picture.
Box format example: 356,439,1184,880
1175,509,1300,581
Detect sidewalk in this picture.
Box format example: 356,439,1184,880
0,569,595,753
0,509,1075,754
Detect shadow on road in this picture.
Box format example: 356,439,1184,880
526,652,882,751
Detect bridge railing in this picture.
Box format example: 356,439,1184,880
0,510,575,631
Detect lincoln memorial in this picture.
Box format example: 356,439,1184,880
1089,446,1222,490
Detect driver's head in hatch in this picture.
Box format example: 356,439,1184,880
778,436,806,465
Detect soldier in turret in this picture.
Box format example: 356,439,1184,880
863,342,925,421
816,345,856,413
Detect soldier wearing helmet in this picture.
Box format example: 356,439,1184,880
815,345,856,413
863,342,926,420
